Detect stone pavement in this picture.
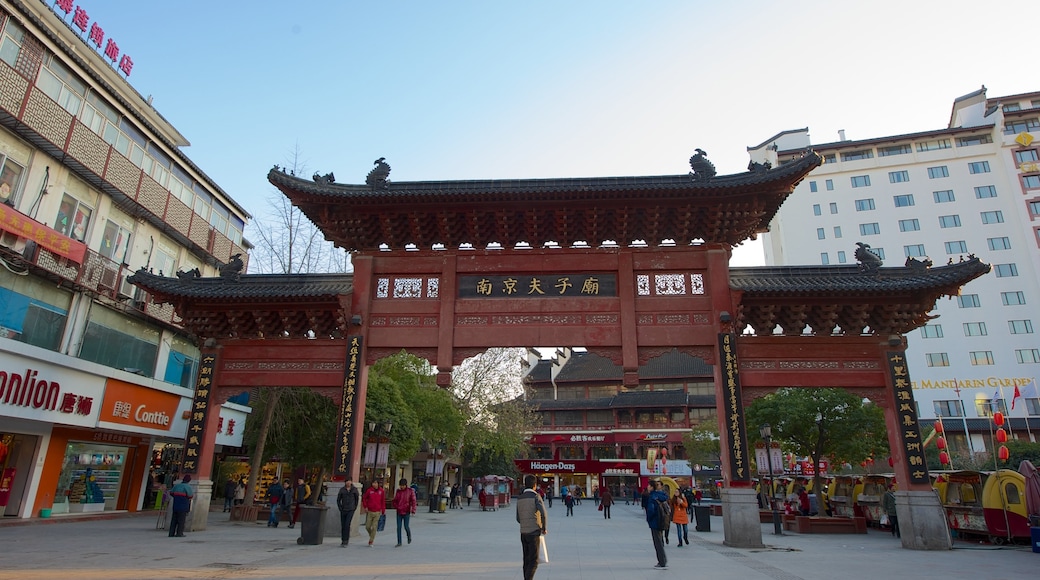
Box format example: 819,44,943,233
0,499,1035,580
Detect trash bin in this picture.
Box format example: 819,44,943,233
297,504,328,545
1031,527,1040,554
694,505,711,532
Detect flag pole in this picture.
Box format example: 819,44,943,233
1024,378,1036,443
998,384,1015,439
955,387,974,454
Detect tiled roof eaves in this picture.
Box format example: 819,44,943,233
729,259,989,296
128,270,354,300
268,153,821,201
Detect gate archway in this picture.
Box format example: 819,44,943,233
132,151,987,549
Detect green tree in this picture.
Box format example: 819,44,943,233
746,388,889,498
682,422,721,468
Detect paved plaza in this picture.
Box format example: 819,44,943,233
0,500,1035,580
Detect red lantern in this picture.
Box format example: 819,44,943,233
998,445,1009,462
939,451,950,465
860,461,867,467
887,456,894,467
995,428,1008,443
934,421,944,434
936,437,947,450
993,412,1005,426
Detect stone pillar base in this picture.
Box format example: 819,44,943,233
721,487,764,548
189,479,213,532
896,490,952,550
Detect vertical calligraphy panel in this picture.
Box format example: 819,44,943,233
333,335,363,477
718,333,750,482
180,353,216,474
886,351,930,484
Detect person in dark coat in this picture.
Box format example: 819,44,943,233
168,474,194,538
599,487,614,519
646,480,669,569
223,477,236,512
336,478,360,547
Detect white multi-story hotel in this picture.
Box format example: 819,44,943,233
749,87,1040,454
0,0,251,519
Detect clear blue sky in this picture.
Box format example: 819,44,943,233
72,0,1036,265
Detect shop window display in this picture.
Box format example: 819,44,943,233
53,442,127,513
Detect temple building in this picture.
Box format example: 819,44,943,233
750,87,1040,455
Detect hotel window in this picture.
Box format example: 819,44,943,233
889,171,910,183
968,161,990,174
974,185,997,199
1004,119,1040,134
0,19,26,68
833,226,842,238
98,220,133,264
842,149,874,161
904,244,926,257
963,322,987,337
36,55,86,116
957,134,992,146
987,237,1011,251
855,198,875,211
938,215,961,228
880,145,912,157
933,190,955,203
927,166,949,179
820,252,830,265
1016,349,1040,364
934,400,964,418
926,353,950,367
809,181,818,192
817,228,825,240
851,175,871,188
859,223,880,236
893,194,914,207
1030,201,1040,217
977,398,1007,416
53,192,94,242
1024,175,1040,189
1001,291,1025,306
1029,399,1040,416
813,204,822,216
994,263,1018,277
1003,103,1022,113
945,241,968,254
1015,149,1039,164
980,210,1004,224
1009,320,1033,334
837,251,846,263
79,305,161,375
829,202,838,214
920,324,943,338
969,351,994,366
917,139,952,152
825,179,834,191
823,153,836,164
958,294,981,308
898,219,920,232
0,153,27,207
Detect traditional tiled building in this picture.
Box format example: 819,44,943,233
0,0,250,519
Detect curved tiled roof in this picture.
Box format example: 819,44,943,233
127,269,354,301
729,258,989,296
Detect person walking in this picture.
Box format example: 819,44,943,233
234,478,246,506
882,485,899,538
599,487,613,519
646,480,669,569
288,477,311,529
516,474,547,580
362,479,386,546
797,487,811,516
222,477,236,512
336,478,359,547
168,474,194,538
466,483,473,507
564,490,574,516
450,483,460,509
392,478,417,546
671,488,690,546
266,479,285,527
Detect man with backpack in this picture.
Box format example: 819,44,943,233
646,480,670,570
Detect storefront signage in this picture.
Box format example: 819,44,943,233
333,335,363,477
459,274,617,298
912,376,1034,389
49,0,135,76
0,204,86,263
0,356,102,427
527,433,613,444
641,433,667,441
514,459,607,473
719,333,751,482
886,351,929,484
642,459,694,477
180,352,216,474
98,379,180,433
603,467,637,475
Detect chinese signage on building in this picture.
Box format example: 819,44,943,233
0,353,102,427
333,336,363,477
49,0,135,76
719,333,750,482
0,204,86,263
98,379,180,433
458,274,617,298
180,353,215,474
886,351,929,484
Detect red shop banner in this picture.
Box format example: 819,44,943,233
527,432,614,445
514,459,608,474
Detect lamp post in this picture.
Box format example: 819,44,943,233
428,442,443,512
760,423,783,535
369,422,392,483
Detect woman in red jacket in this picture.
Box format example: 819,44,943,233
392,478,417,547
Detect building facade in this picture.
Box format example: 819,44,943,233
750,87,1040,456
0,0,249,519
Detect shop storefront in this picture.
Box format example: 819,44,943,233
48,430,150,514
513,459,607,498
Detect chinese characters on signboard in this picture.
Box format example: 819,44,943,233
886,351,930,484
333,336,363,477
718,333,750,482
0,204,86,263
51,0,134,76
180,353,215,474
458,274,617,298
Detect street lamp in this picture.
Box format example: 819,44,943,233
369,422,392,483
760,423,783,535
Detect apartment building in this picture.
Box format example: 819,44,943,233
749,87,1040,455
0,0,250,519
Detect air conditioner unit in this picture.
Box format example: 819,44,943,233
99,265,118,290
0,231,25,252
119,274,136,299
